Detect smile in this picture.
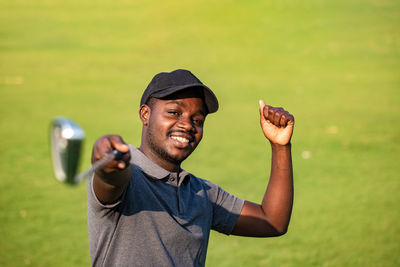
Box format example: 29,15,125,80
171,136,190,143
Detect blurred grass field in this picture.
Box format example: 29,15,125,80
1,0,399,266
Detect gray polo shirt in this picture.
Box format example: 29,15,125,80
87,145,244,267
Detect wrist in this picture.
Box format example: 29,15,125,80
270,142,291,151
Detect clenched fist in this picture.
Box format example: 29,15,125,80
259,100,294,146
91,135,131,174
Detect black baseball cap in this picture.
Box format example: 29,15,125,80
140,69,219,113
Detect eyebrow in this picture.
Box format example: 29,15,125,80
165,100,206,116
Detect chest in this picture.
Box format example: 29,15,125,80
120,174,213,232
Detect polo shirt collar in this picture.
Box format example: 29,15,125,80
129,145,190,181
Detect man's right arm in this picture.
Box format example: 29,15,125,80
91,135,132,204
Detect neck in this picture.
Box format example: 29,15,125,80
139,144,180,173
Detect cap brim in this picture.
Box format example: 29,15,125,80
151,84,219,113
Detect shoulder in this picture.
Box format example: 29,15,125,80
186,173,224,200
187,172,218,188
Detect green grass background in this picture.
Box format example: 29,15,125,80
1,0,399,266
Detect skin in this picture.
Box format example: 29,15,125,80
92,91,294,237
231,100,294,236
139,90,206,172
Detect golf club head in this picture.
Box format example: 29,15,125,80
50,117,85,185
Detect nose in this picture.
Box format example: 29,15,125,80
176,116,195,132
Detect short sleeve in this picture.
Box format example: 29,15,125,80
205,181,244,235
87,174,122,211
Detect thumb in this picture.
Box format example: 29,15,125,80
114,143,130,153
259,99,266,116
259,99,268,121
108,135,130,153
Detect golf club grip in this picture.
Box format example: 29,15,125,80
90,150,124,172
112,149,123,161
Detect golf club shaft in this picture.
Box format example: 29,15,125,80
76,150,123,182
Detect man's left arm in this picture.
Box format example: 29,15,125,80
231,100,294,237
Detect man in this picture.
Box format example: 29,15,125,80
87,69,294,266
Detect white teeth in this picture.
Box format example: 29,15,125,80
171,136,189,143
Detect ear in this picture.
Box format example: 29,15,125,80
139,104,151,126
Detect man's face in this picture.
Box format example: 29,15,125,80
141,89,207,170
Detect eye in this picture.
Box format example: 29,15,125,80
192,118,204,127
166,110,180,117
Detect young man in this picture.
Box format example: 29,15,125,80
87,69,294,266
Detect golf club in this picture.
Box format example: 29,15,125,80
50,117,122,185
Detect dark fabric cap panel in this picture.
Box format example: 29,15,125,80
140,69,219,113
